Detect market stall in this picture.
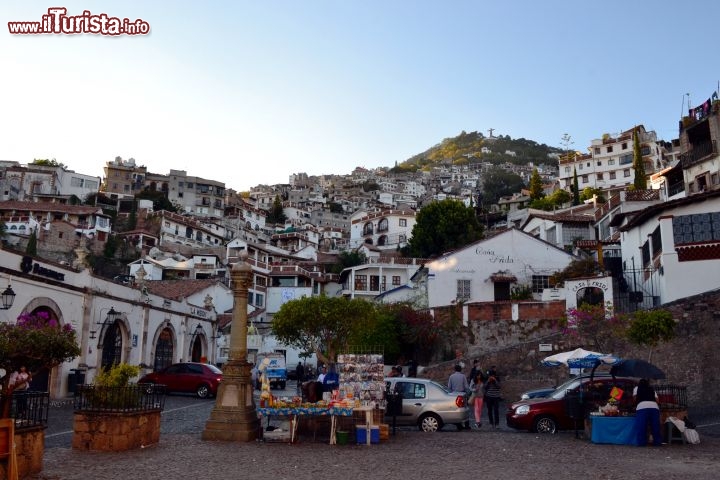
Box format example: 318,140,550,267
257,352,388,445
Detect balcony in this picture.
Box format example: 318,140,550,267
680,140,717,169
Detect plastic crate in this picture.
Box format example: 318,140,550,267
355,425,379,444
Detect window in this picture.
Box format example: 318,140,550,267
370,276,380,291
594,147,600,154
531,275,550,293
582,175,588,183
642,241,651,268
712,173,719,185
457,279,471,302
609,171,616,179
620,153,633,165
398,234,407,243
607,146,613,153
399,218,407,227
564,166,570,174
622,142,628,150
255,293,264,307
641,146,651,156
597,161,602,166
597,173,604,180
651,226,662,257
608,159,616,165
392,275,401,286
178,181,184,187
623,169,631,177
586,162,590,167
378,218,389,232
579,164,583,170
354,274,368,291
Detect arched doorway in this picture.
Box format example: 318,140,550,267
154,328,174,371
190,336,203,363
27,306,59,391
576,287,605,307
101,322,123,370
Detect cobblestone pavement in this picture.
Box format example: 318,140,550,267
35,382,720,480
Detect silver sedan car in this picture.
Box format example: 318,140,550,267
384,377,471,432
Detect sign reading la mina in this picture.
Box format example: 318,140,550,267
20,256,65,281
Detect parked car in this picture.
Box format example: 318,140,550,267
520,386,556,400
384,377,470,432
138,362,223,399
506,374,637,434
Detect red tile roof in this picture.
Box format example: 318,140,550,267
143,278,221,301
0,200,105,215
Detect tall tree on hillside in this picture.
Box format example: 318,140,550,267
407,199,483,258
632,127,647,190
26,228,38,256
572,167,580,205
529,168,544,200
267,195,287,225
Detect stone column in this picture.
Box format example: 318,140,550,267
202,252,258,441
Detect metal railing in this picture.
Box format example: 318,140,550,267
655,384,688,411
74,384,166,413
1,391,50,430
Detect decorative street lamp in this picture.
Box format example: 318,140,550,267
202,250,258,441
1,283,16,310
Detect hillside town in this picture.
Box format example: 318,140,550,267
1,91,720,402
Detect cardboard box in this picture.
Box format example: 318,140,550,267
355,425,380,444
378,423,389,441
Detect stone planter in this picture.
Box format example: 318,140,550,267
72,410,161,451
0,425,44,480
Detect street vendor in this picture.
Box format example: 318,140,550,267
322,363,340,392
633,378,662,447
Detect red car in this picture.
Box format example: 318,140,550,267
506,374,637,433
139,362,223,399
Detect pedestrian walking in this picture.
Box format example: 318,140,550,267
448,364,471,430
484,375,502,428
470,372,485,428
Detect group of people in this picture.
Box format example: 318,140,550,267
448,360,502,430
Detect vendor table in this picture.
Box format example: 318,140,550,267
257,406,354,444
589,415,639,445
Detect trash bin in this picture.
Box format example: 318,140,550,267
68,368,86,394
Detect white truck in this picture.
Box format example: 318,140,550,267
256,351,287,390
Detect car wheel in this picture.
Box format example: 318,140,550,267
196,384,211,399
418,413,443,432
533,415,558,434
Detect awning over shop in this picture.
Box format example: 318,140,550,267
488,272,517,283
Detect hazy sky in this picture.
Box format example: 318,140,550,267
2,1,719,191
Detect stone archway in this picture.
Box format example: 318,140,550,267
565,276,614,311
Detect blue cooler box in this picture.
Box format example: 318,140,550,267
355,425,380,444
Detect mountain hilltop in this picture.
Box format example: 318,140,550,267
393,130,563,172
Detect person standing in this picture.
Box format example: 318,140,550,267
317,364,327,383
484,375,502,429
9,366,31,415
633,378,662,446
322,363,339,393
470,372,485,428
448,364,471,430
468,359,479,384
295,362,305,382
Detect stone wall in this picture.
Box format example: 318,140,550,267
0,427,44,480
72,411,161,451
422,291,720,407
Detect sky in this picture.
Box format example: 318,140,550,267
1,1,720,192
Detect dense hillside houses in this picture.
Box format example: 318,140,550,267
5,94,720,391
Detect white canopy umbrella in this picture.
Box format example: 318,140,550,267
541,348,620,369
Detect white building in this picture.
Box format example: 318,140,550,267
558,125,668,194
617,189,720,305
424,228,576,308
340,256,424,301
349,209,416,251
0,248,224,399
